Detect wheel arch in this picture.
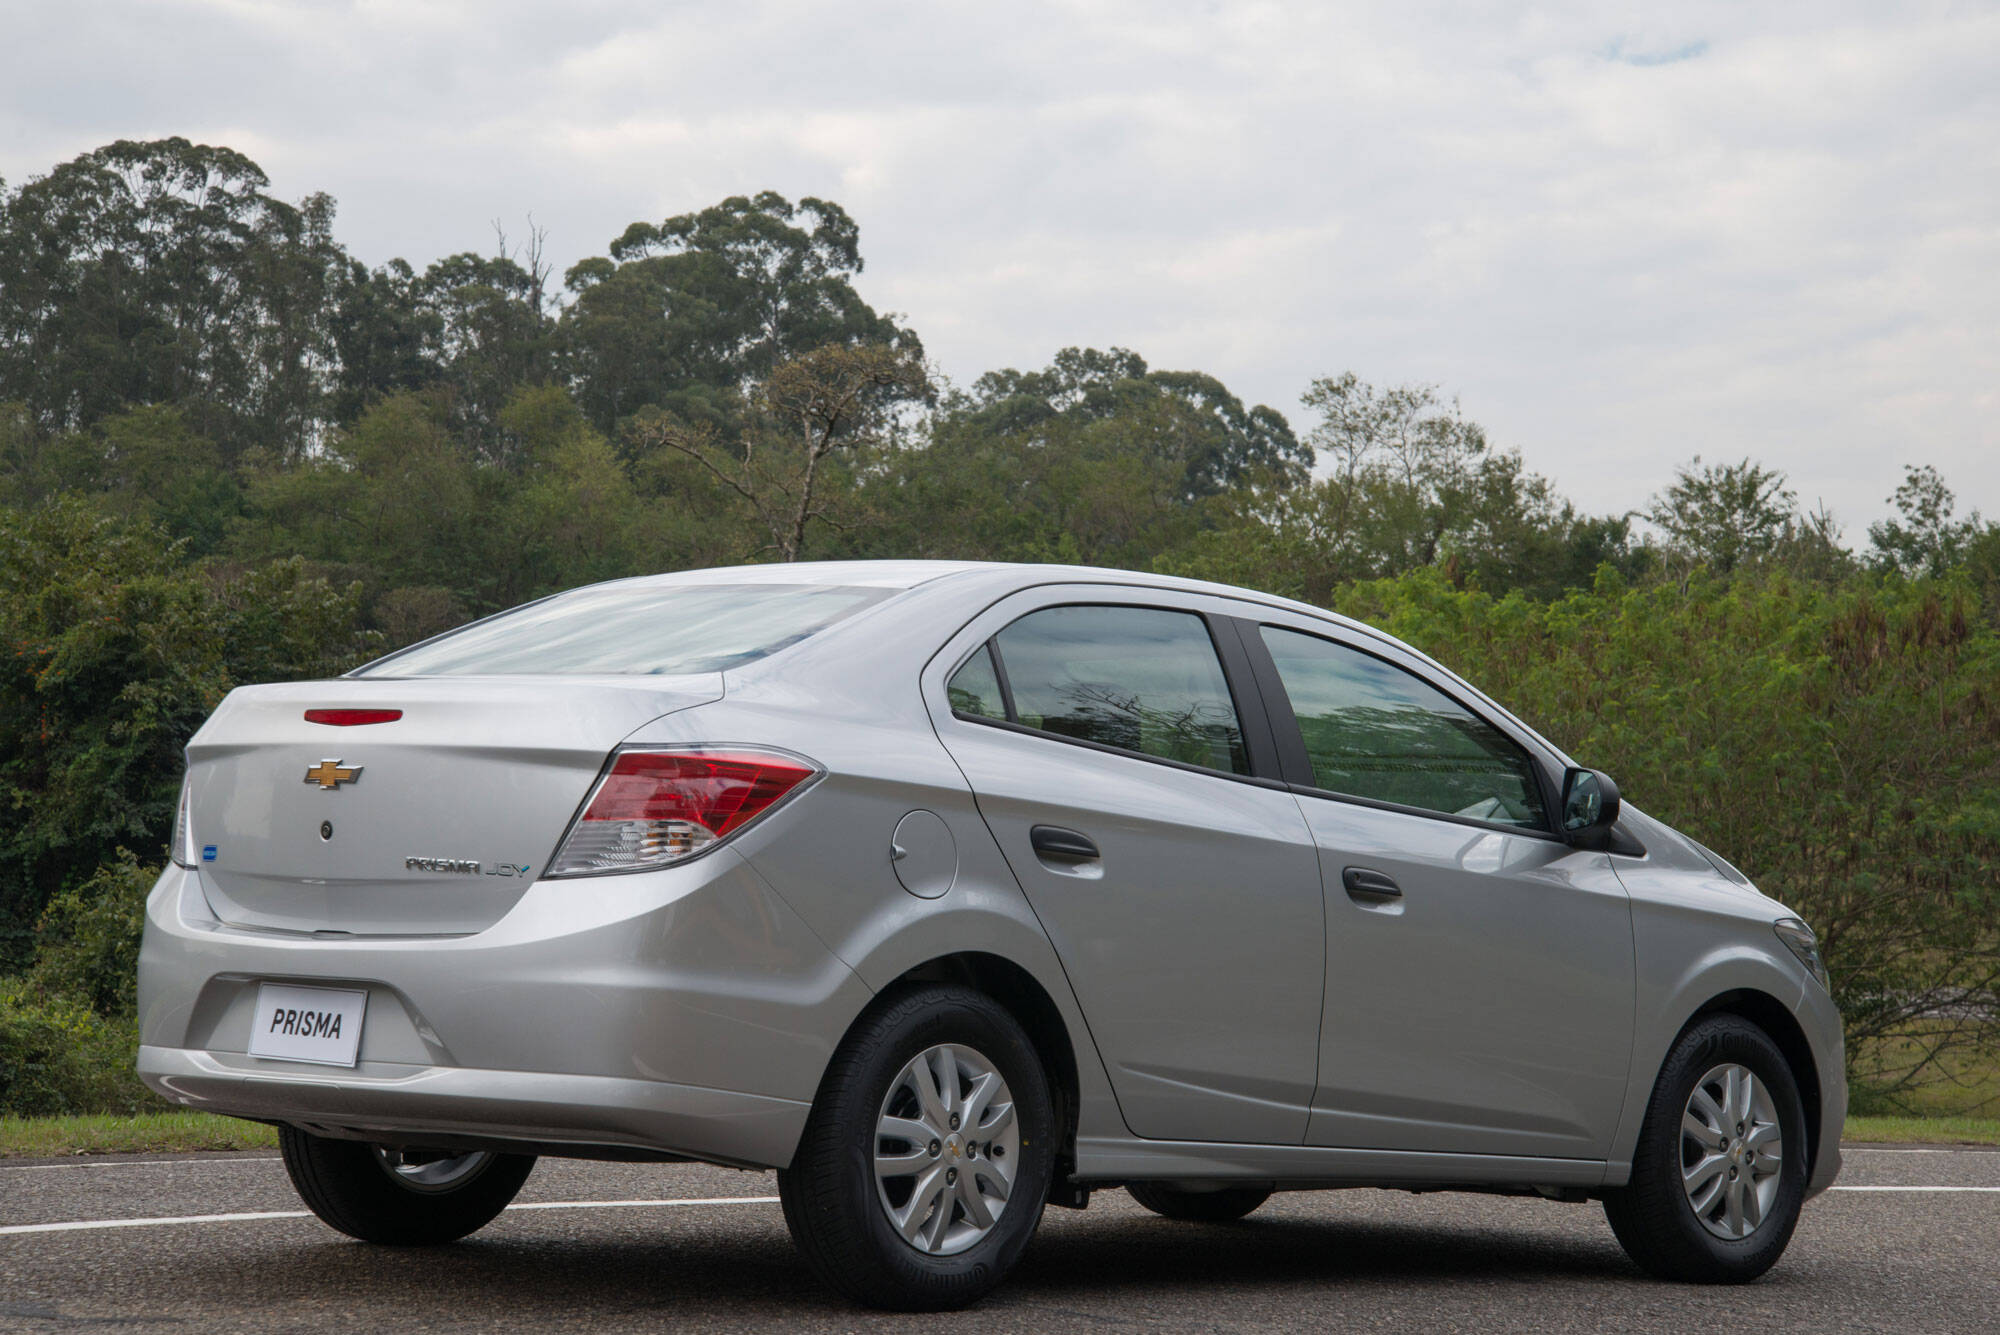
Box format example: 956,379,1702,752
880,951,1083,1163
1687,987,1825,1183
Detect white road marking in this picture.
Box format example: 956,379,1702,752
1841,1147,2000,1155
1,1210,310,1234
8,1183,1997,1239
1829,1185,2000,1193
0,1196,782,1237
510,1196,781,1212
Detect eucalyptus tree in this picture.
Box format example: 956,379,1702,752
0,138,346,460
562,193,915,432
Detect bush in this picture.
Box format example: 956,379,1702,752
0,982,150,1116
29,849,153,1016
1333,566,2000,1107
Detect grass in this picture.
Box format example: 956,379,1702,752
1840,1114,2000,1145
0,1110,277,1158
2,1110,1997,1158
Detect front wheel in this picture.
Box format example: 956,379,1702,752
279,1126,535,1245
1603,1014,1809,1282
778,984,1057,1310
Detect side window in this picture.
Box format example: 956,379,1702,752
987,605,1250,776
946,645,1006,718
1260,626,1547,828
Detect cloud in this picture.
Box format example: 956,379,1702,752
2,0,1995,527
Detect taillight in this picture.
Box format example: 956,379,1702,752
547,747,819,877
170,775,197,868
305,708,403,726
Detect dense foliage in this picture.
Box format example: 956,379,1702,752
1,139,1995,1116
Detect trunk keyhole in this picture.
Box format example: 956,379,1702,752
320,821,333,841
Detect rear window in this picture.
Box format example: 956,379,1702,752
355,583,892,677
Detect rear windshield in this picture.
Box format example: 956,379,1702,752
354,583,892,677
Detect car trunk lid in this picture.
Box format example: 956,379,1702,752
184,675,721,935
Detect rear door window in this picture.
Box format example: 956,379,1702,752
974,605,1250,776
1260,625,1546,828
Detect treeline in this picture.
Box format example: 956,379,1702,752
1,139,1996,1115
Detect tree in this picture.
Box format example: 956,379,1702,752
1157,373,1638,601
411,230,558,459
950,347,1307,502
563,193,915,431
0,139,347,459
1644,456,1796,574
1868,465,1985,579
632,343,928,561
0,498,374,966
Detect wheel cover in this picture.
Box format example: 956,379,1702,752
371,1147,493,1194
873,1043,1021,1256
1679,1063,1783,1240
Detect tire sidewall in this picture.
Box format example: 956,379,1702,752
279,1126,535,1245
827,988,1056,1301
1650,1018,1810,1276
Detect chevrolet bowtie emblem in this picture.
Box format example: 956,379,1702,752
304,759,363,790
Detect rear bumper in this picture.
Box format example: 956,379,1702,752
138,1045,805,1166
136,853,871,1169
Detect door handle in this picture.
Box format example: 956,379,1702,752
1030,825,1100,863
1342,866,1402,902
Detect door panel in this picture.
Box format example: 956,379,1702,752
1299,797,1634,1158
1240,617,1636,1160
927,592,1326,1145
940,721,1325,1143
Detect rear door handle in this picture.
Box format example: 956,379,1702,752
1341,866,1402,902
1030,825,1100,863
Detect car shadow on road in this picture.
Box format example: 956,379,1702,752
75,1205,1650,1327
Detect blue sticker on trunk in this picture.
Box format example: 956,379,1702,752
202,845,217,862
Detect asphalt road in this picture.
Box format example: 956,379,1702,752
3,1144,1997,1332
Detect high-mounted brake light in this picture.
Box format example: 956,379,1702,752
305,709,404,726
547,748,819,877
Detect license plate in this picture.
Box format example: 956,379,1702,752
248,983,367,1067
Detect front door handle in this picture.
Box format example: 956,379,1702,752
1030,825,1100,863
1342,866,1402,902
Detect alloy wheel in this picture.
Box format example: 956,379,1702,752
1679,1063,1783,1239
873,1043,1021,1255
371,1147,494,1194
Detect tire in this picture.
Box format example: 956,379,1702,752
778,984,1058,1310
1127,1182,1271,1222
279,1126,535,1245
1603,1014,1810,1283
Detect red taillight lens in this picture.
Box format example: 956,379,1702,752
548,748,818,877
305,709,404,726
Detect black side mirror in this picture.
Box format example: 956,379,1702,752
1560,767,1622,850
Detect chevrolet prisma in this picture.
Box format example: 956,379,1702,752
138,562,1843,1309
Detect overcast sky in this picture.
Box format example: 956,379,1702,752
4,0,1996,532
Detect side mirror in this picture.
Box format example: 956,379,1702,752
1560,767,1622,850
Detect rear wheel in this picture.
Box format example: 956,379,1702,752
1127,1182,1271,1222
279,1126,535,1245
1603,1014,1809,1282
778,985,1057,1310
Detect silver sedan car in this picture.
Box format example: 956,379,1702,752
138,561,1844,1309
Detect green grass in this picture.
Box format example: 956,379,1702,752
1841,1114,2000,1146
2,1110,1997,1158
0,1110,277,1158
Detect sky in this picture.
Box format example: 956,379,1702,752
3,0,1996,534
